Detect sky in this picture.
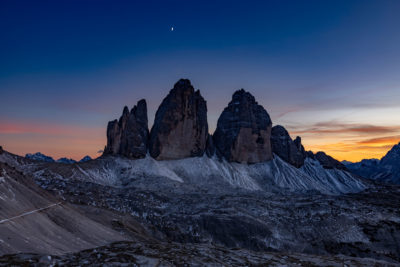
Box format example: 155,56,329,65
1,0,400,162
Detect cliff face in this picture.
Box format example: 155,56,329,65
104,99,148,159
271,125,306,168
213,89,272,164
149,79,208,160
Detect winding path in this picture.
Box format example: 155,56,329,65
0,202,62,224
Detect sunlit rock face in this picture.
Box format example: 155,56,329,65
271,125,306,168
149,79,208,160
104,99,149,159
213,89,272,164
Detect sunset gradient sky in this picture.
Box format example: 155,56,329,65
1,0,400,161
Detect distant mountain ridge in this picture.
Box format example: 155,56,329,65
25,152,55,163
344,142,400,184
25,152,91,164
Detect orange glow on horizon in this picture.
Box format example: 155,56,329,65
0,120,105,160
1,120,400,163
291,134,400,162
303,142,398,162
286,121,400,162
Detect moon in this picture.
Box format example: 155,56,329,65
171,27,174,32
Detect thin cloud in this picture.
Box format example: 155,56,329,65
274,107,306,119
309,143,395,153
287,121,400,161
357,135,400,145
0,120,104,137
290,122,400,135
305,141,395,161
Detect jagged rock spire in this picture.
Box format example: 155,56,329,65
213,89,272,163
104,99,148,158
149,79,208,160
271,125,306,168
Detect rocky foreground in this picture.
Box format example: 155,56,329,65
2,240,397,266
0,149,399,266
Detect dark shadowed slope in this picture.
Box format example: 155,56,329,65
0,161,127,255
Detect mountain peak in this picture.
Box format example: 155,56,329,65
104,99,149,158
173,79,193,92
380,141,400,166
231,89,257,105
79,155,92,162
25,152,55,163
149,79,208,160
213,89,272,163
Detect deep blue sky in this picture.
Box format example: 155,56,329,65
1,0,400,161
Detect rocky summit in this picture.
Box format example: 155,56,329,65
104,99,148,159
149,79,208,160
213,89,272,164
271,125,306,168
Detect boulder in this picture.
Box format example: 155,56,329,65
149,79,208,160
213,89,272,164
271,125,306,168
104,99,148,158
